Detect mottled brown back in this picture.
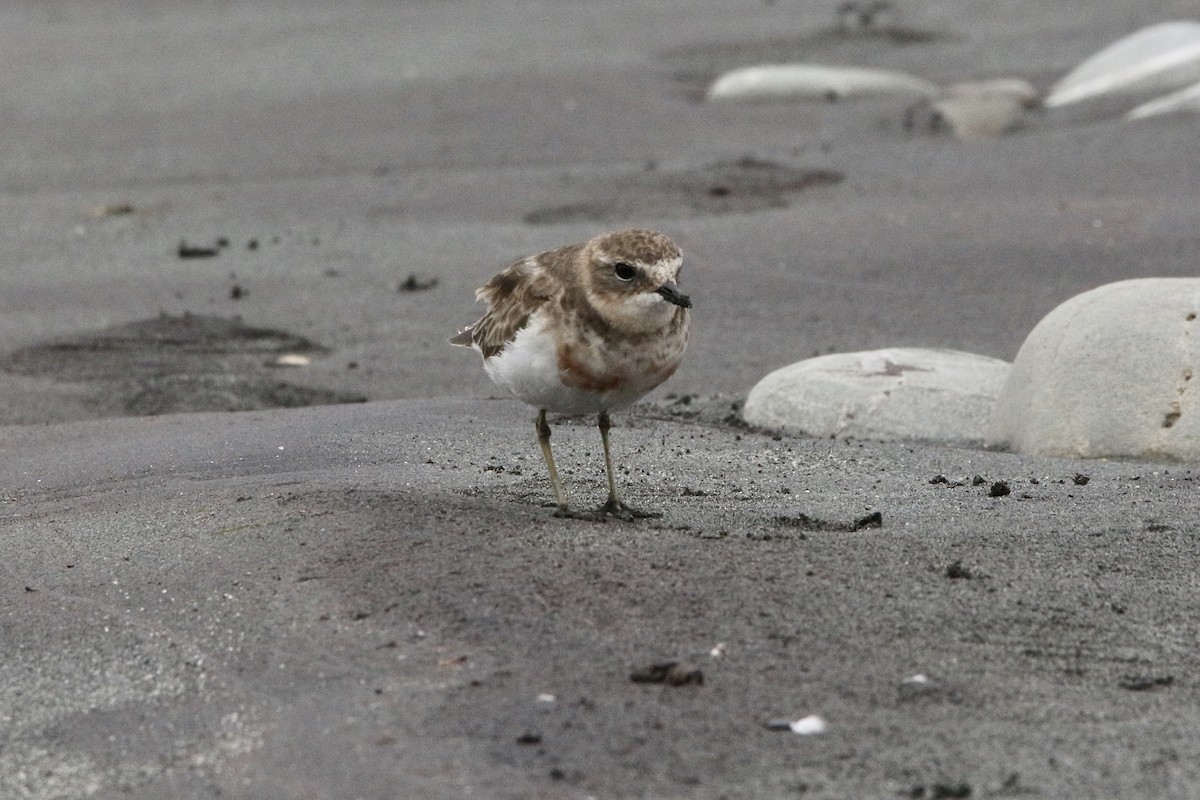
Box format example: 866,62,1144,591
451,246,578,358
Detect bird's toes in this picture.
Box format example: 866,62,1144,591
600,498,662,521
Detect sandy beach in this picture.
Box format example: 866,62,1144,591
3,2,1200,797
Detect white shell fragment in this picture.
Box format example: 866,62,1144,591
706,64,938,103
743,348,1011,445
787,715,828,735
274,353,312,367
1045,21,1200,108
1126,79,1200,119
987,278,1200,460
765,714,829,734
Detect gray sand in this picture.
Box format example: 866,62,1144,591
3,2,1200,798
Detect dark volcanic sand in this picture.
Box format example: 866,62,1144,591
3,2,1200,798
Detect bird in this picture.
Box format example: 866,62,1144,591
452,228,691,520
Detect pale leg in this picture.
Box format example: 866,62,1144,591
535,409,570,513
598,411,661,520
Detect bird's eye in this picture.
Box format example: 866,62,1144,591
613,262,637,282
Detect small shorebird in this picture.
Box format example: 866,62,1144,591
452,228,692,520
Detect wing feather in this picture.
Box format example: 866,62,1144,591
450,250,569,358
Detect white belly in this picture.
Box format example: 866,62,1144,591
483,312,682,415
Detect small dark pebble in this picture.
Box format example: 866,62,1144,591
998,773,1023,793
774,512,817,529
246,238,259,250
216,237,230,248
1118,674,1174,691
515,732,543,745
910,783,972,799
971,475,986,486
853,510,883,530
945,560,973,580
229,284,246,300
772,511,881,532
930,474,965,488
988,481,1010,497
92,202,135,216
177,240,220,259
399,273,439,292
629,661,704,686
1072,473,1090,485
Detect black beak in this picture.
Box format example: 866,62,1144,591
656,281,692,309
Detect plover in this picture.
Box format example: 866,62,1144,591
452,228,692,520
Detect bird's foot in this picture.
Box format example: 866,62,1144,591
598,498,662,521
550,500,662,522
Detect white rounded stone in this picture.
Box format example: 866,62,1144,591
987,278,1200,460
1045,21,1200,108
906,78,1039,140
931,93,1028,140
743,348,1010,444
706,64,938,103
934,78,1040,139
940,78,1040,107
